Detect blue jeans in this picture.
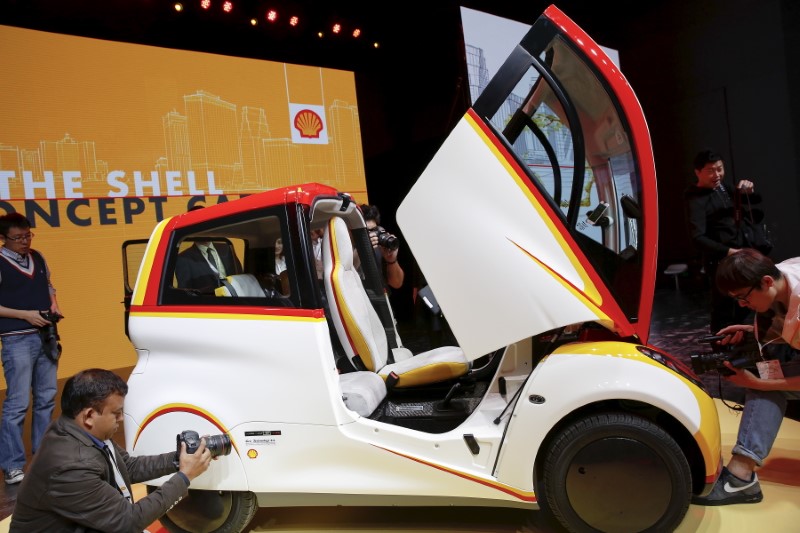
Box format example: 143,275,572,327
0,333,57,471
732,352,800,466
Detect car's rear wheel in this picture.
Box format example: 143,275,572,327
147,487,257,533
539,412,691,533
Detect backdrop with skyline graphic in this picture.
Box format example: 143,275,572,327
0,24,368,383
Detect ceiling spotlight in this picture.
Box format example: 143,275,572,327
373,42,380,49
174,3,183,12
332,23,341,34
352,28,361,38
289,15,299,27
200,0,211,10
222,1,233,13
250,18,258,26
266,9,278,22
317,31,324,38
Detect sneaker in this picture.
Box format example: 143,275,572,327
692,466,763,506
4,468,24,485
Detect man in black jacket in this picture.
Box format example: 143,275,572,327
685,149,755,332
10,368,211,532
175,240,241,293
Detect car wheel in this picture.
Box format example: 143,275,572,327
539,412,691,533
147,487,258,533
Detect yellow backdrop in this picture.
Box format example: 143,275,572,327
0,25,368,386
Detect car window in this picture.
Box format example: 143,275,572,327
488,37,643,320
162,212,297,308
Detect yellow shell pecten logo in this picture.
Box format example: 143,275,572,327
293,109,324,138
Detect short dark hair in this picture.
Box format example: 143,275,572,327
716,248,781,294
61,369,128,418
360,204,381,225
0,212,31,236
693,149,723,171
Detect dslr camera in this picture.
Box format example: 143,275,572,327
176,430,232,459
690,339,761,376
38,310,63,362
369,226,399,251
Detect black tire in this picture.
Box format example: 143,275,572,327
147,487,257,533
538,412,691,533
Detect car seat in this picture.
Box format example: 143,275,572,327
322,217,469,389
214,273,266,297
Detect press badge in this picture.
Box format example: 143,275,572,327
757,360,784,379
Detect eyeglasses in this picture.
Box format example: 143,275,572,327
732,285,757,303
4,232,34,243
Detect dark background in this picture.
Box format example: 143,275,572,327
2,0,799,321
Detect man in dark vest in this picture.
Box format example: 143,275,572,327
0,213,62,485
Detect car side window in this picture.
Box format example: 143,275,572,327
162,212,297,308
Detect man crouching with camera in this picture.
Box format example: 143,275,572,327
692,248,800,506
11,368,213,532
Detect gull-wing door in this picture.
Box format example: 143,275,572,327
397,5,657,360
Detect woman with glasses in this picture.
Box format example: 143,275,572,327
693,248,800,506
0,213,62,486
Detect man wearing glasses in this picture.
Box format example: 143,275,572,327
0,213,62,485
693,248,800,506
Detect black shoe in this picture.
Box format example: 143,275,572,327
692,466,763,506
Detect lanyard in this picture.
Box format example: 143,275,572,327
102,441,133,503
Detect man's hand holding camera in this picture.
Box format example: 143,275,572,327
17,308,61,327
368,225,404,289
699,324,791,390
177,439,213,482
175,429,230,480
369,226,399,256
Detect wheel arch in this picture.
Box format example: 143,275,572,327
128,410,250,491
532,399,707,495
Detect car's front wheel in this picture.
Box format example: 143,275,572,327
539,412,691,533
147,487,257,533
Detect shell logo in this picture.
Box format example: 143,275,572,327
247,449,258,459
293,109,324,138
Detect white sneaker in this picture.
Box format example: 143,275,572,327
4,468,24,484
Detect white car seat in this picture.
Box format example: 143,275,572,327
322,217,469,389
214,274,266,297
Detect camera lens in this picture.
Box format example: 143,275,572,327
205,433,232,458
378,232,399,251
177,430,232,458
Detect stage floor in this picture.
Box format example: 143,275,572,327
5,399,794,533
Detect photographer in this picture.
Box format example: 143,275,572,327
361,204,404,290
0,212,62,485
684,149,762,333
692,249,800,506
10,368,213,532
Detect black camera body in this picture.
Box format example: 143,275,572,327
176,430,232,459
38,310,63,362
370,226,399,251
690,349,760,376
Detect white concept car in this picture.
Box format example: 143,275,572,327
122,6,723,533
